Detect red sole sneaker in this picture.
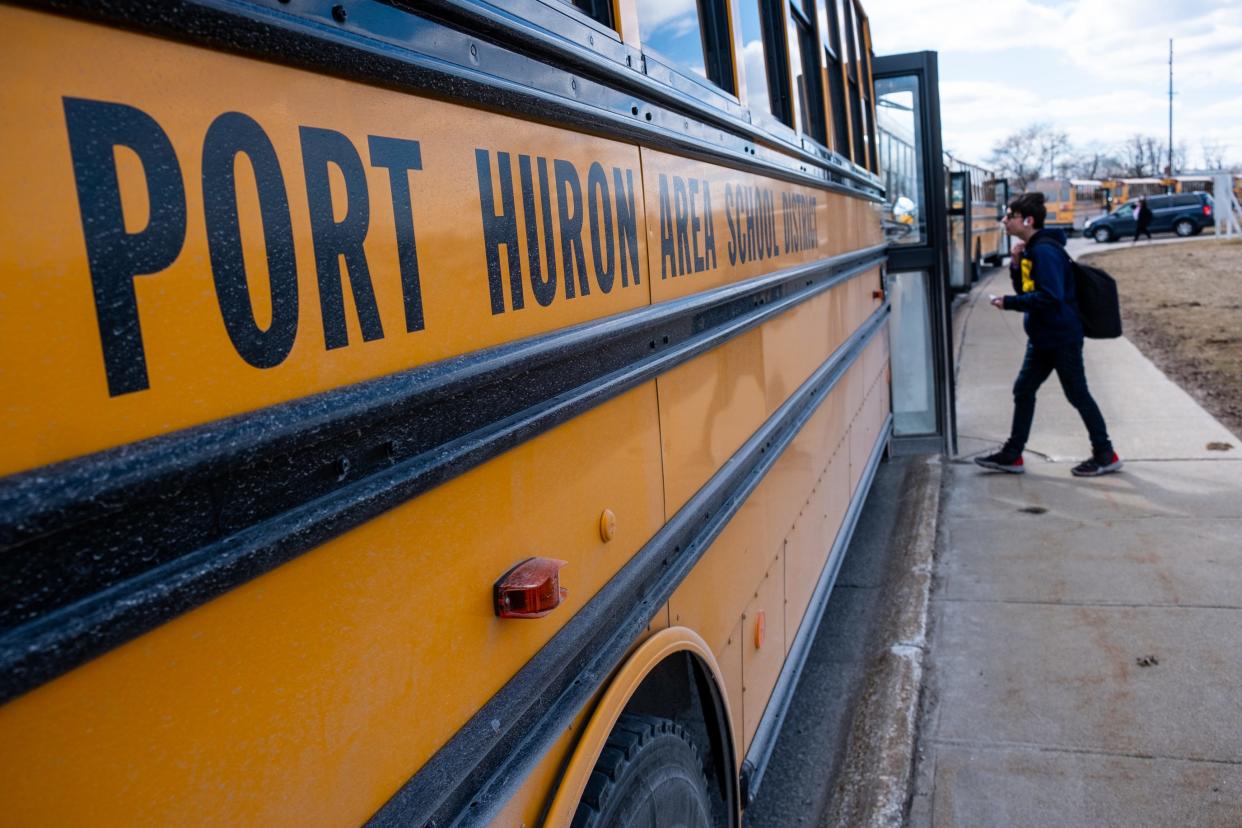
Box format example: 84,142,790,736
974,456,1025,474
1072,453,1123,477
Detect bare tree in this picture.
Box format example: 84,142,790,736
1200,140,1227,171
987,128,1213,188
1172,141,1189,175
1068,145,1122,180
988,123,1055,190
1119,134,1168,177
1120,134,1143,176
1036,127,1072,178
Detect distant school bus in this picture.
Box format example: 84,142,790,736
1164,175,1213,194
1164,174,1242,207
1100,176,1167,206
1031,177,1109,234
944,155,1005,289
0,0,894,825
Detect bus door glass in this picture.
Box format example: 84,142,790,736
946,169,970,289
876,74,925,245
873,51,954,454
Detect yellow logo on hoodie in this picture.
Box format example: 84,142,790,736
1020,257,1035,293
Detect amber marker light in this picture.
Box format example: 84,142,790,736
754,609,766,649
599,508,617,542
494,557,568,619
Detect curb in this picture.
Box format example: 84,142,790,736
820,454,942,828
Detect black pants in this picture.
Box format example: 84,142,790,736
1003,341,1112,455
1134,222,1152,241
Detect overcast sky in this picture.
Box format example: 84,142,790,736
864,0,1242,171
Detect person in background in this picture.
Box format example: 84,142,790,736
975,192,1122,477
1132,196,1153,244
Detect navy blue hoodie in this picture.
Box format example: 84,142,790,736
1002,228,1083,348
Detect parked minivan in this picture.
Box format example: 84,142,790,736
1085,192,1214,242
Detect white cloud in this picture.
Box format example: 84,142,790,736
865,0,1242,168
635,0,700,32
866,0,1055,53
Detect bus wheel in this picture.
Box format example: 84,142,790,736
572,715,714,828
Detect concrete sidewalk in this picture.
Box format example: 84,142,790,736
909,265,1242,827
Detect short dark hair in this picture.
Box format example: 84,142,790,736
1009,192,1047,228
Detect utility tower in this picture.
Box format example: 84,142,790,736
1168,39,1174,177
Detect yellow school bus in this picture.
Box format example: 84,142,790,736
1031,177,1109,233
1164,175,1212,194
1099,177,1166,207
944,155,1004,288
0,0,892,825
1164,174,1242,207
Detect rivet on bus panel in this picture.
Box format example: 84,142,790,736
494,557,568,619
754,610,766,650
599,509,617,542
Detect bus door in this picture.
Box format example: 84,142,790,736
990,178,1010,263
873,51,955,455
947,169,971,289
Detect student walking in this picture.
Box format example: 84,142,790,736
975,192,1123,477
1132,196,1153,243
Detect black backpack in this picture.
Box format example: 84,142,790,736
1070,258,1123,339
1028,239,1123,339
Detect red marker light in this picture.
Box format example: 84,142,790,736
494,557,568,619
1204,204,1212,217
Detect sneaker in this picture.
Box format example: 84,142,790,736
974,450,1025,474
1072,451,1123,477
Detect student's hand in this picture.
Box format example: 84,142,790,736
1010,240,1026,257
989,294,1004,308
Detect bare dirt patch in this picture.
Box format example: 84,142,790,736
1080,239,1242,439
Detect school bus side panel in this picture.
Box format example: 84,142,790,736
0,7,650,477
0,382,666,826
0,8,681,824
673,328,890,753
0,5,898,825
645,145,888,755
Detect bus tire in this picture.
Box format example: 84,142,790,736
572,714,714,828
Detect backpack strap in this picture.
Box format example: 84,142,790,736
1025,234,1077,273
1025,233,1070,260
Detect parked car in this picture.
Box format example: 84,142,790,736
1084,192,1214,242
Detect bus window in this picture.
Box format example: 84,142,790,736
636,0,734,91
876,73,926,244
789,0,827,145
816,0,851,154
858,14,878,170
838,0,866,165
737,0,792,125
559,0,613,28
